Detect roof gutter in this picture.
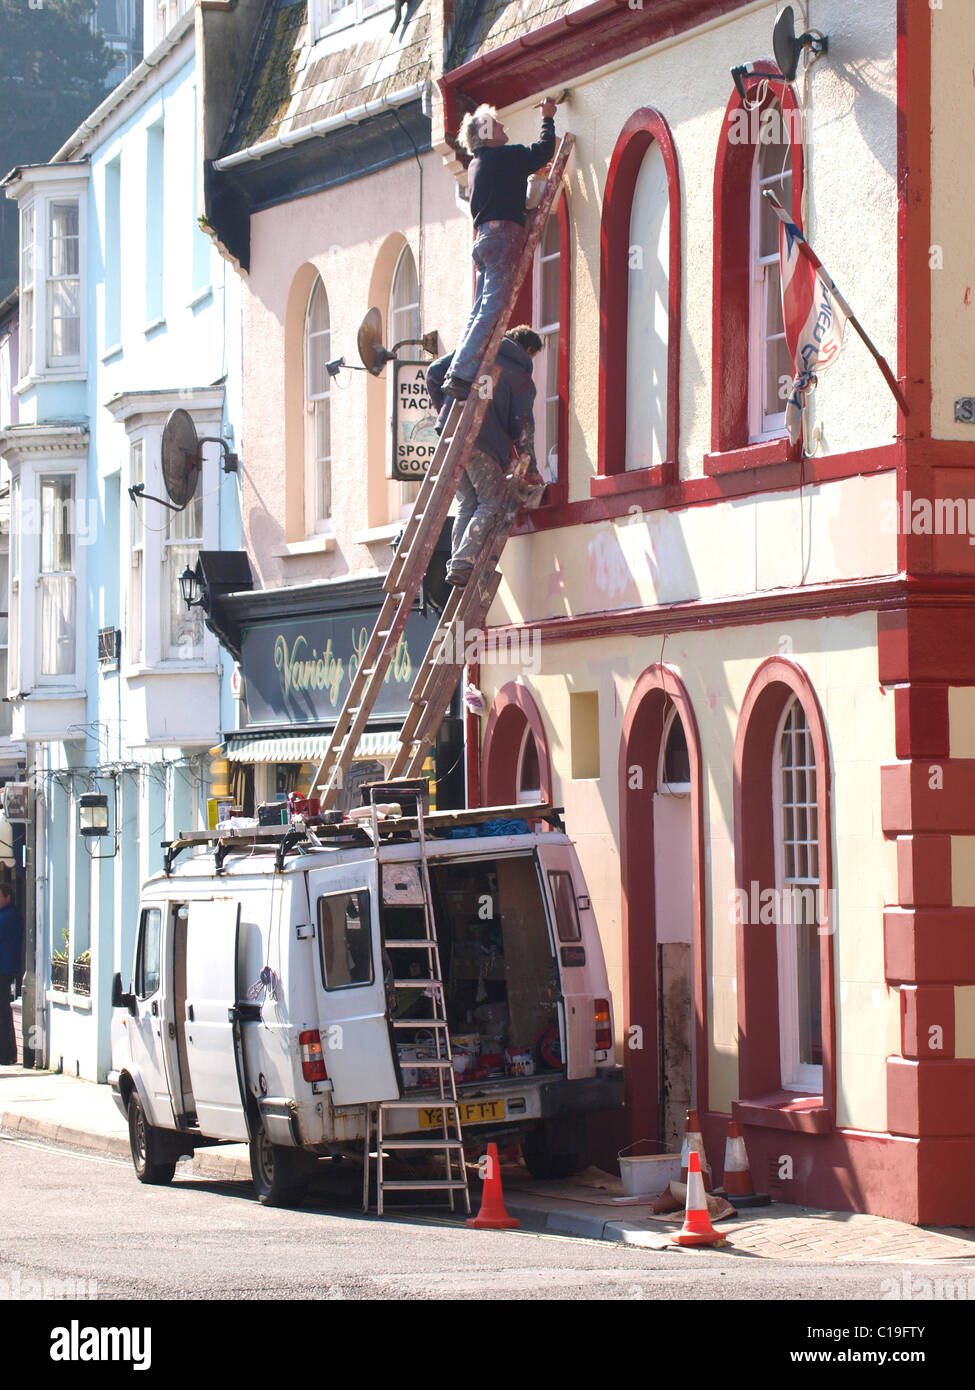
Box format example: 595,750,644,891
51,9,196,163
213,80,428,171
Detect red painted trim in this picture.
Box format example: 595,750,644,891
732,659,835,1126
897,0,932,441
882,760,975,835
733,1094,831,1135
880,599,975,683
704,438,791,476
900,985,955,1060
549,193,571,508
895,835,952,909
709,67,803,461
465,659,481,808
885,908,975,984
888,1057,975,1137
618,664,708,1143
511,444,901,537
893,685,949,759
438,0,753,120
480,680,553,807
597,108,680,487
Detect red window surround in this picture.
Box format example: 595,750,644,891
480,680,553,808
596,108,681,495
509,196,571,509
732,658,835,1134
707,66,804,477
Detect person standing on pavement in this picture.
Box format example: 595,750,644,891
0,883,23,1065
441,97,557,401
428,325,543,586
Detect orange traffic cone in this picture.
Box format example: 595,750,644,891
679,1108,710,1187
720,1119,771,1209
467,1142,520,1230
671,1151,726,1248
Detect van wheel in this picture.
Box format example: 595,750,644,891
522,1126,581,1181
128,1094,176,1185
249,1119,307,1207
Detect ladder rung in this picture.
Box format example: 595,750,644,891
391,1019,449,1029
396,1059,454,1070
384,939,438,949
376,1138,465,1150
378,1180,470,1191
392,979,443,990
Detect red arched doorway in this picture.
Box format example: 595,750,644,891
618,665,707,1148
481,682,553,808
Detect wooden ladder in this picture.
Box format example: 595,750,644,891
308,133,574,807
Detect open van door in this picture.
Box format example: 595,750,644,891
536,842,606,1081
183,898,250,1141
305,860,400,1106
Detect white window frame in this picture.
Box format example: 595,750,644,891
532,213,561,485
13,174,88,387
657,703,691,797
127,440,144,666
310,0,391,40
7,479,20,694
155,0,189,46
36,473,80,686
304,278,332,536
748,121,792,442
772,696,823,1095
516,724,541,805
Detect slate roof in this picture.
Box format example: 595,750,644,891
221,0,431,159
447,0,588,71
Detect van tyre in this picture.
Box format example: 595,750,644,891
249,1118,307,1207
522,1124,583,1181
128,1093,177,1185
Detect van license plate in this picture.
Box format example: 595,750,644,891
418,1100,506,1128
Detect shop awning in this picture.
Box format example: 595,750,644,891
223,731,401,763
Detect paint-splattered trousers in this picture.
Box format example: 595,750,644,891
448,220,527,386
449,446,508,577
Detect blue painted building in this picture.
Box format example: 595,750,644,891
0,4,241,1080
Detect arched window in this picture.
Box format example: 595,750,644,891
657,702,690,795
708,74,803,471
773,696,823,1091
516,727,541,804
304,278,331,532
750,101,794,441
389,244,421,513
597,109,680,492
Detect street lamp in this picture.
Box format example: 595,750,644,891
78,792,110,838
179,564,205,611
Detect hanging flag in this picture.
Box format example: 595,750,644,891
764,189,909,442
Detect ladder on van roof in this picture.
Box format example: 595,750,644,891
307,134,575,809
362,785,470,1216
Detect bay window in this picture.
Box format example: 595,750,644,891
47,202,81,363
128,441,144,664
161,485,204,660
7,165,88,384
37,474,77,681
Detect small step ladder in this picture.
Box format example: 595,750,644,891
362,785,471,1216
309,133,575,809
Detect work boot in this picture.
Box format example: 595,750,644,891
446,566,472,587
442,375,473,401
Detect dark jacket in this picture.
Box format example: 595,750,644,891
427,338,536,468
468,117,556,228
0,901,23,977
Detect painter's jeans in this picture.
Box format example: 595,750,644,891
450,446,508,576
449,220,527,386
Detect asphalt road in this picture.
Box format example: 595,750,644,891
0,1128,967,1307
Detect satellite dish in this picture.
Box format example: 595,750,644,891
772,5,828,82
160,408,201,508
357,307,396,376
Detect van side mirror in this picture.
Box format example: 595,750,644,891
112,971,137,1015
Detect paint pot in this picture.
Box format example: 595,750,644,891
618,1150,681,1198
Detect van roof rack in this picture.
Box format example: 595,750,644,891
162,802,563,873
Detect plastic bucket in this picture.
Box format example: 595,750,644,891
618,1151,681,1198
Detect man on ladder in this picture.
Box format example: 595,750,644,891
441,95,559,401
427,325,544,587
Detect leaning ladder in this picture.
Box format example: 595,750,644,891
309,134,575,808
362,786,470,1215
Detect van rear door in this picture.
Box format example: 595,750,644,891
305,860,399,1106
537,841,607,1080
183,898,250,1141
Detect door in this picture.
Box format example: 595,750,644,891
125,905,176,1128
652,792,694,1151
305,860,400,1105
536,842,605,1081
183,898,250,1141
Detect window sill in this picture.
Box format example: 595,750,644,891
704,436,794,476
47,989,92,1012
23,688,85,701
101,343,123,365
125,662,220,677
733,1092,831,1134
353,522,402,545
274,534,336,557
143,317,167,338
14,369,87,396
187,285,213,311
590,464,675,498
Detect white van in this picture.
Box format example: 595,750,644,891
109,802,624,1207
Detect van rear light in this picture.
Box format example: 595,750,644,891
298,1029,328,1083
594,1000,612,1051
